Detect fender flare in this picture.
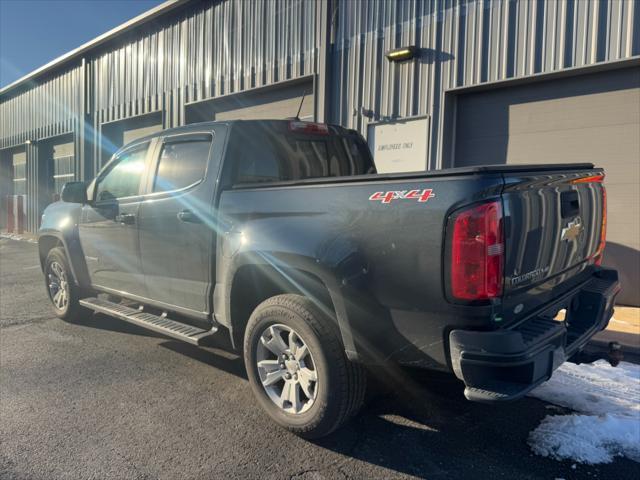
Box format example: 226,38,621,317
38,229,91,288
220,251,360,360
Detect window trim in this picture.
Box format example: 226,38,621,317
92,140,153,204
141,131,214,199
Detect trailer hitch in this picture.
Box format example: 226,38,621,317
570,341,623,367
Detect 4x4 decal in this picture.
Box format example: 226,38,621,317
369,189,435,204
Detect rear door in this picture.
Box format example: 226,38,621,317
137,130,220,316
79,141,152,297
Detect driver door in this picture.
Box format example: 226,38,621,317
78,141,153,298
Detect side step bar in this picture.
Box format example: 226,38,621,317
79,297,217,345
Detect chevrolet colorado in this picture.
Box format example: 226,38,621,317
38,119,620,438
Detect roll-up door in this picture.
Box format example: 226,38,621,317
454,66,640,306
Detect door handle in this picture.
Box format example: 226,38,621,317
115,213,136,225
177,209,202,224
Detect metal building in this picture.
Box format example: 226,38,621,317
1,0,639,305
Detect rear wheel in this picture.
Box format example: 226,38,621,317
244,294,366,438
44,247,88,322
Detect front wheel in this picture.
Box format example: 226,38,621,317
44,247,88,322
244,294,366,438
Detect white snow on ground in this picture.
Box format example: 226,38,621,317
0,233,37,244
528,360,640,464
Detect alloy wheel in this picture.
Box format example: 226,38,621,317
256,323,318,414
47,261,69,311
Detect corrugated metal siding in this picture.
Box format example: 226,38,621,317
0,66,82,150
330,0,639,169
91,0,317,127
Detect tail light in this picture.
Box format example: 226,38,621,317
450,201,504,300
288,121,329,135
595,184,607,266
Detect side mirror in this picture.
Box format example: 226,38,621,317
60,182,88,204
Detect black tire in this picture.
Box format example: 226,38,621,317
244,294,366,438
44,247,89,322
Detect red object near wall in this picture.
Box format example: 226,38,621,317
6,195,14,233
16,195,24,234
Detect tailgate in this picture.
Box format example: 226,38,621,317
501,168,606,314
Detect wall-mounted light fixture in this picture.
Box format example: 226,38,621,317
385,46,418,62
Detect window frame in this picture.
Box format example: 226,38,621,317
92,140,154,204
142,131,214,199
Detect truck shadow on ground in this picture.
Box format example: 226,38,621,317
160,338,639,479
74,312,637,479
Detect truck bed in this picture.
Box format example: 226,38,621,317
231,163,595,190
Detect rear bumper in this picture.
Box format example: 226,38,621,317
449,268,621,403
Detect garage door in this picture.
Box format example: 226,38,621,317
454,66,640,306
185,79,314,124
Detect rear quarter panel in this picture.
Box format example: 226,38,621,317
217,174,504,367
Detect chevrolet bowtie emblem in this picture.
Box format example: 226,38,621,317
561,217,584,242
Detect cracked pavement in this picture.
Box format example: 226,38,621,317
1,238,638,479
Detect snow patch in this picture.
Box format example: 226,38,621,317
0,233,37,244
528,360,640,464
529,413,640,464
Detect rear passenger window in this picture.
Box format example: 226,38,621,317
236,148,281,183
153,136,212,193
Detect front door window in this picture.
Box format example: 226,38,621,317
95,146,147,202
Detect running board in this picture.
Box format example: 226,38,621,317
79,297,217,345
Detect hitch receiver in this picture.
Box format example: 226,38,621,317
569,341,623,366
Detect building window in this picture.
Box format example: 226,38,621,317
53,154,74,194
12,156,26,195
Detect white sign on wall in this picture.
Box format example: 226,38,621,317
367,116,430,173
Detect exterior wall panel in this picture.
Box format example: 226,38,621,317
330,0,639,168
0,66,82,150
90,0,317,126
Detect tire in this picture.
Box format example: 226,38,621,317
44,247,89,322
244,294,366,438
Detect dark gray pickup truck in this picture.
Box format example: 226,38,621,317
38,119,620,438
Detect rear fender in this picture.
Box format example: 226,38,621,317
219,245,368,360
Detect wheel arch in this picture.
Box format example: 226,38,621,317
38,235,63,270
38,230,91,287
224,257,357,359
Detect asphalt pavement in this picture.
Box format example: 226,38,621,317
1,237,638,479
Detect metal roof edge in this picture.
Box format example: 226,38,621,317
0,0,190,97
444,56,640,95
